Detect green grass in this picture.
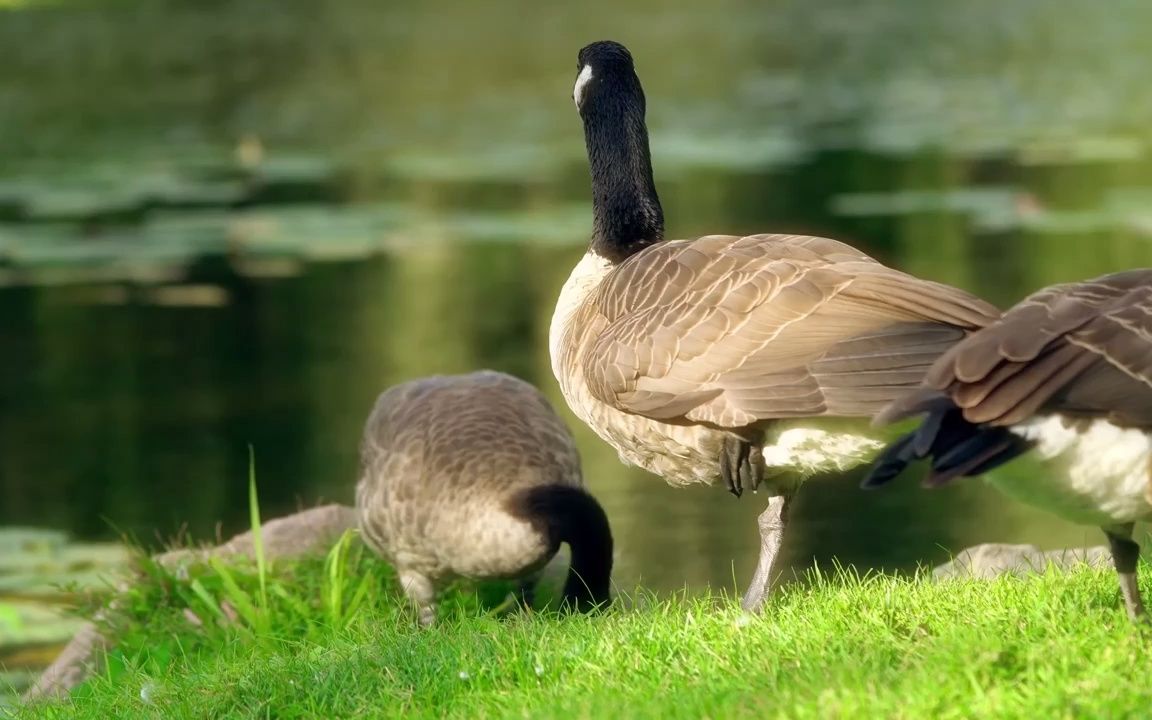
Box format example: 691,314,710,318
8,469,1151,718
8,544,1152,720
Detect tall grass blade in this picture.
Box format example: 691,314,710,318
248,445,269,615
323,529,354,626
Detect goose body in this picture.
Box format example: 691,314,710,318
551,234,995,491
552,40,999,610
1001,416,1152,527
866,269,1152,619
356,370,613,625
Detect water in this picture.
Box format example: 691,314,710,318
2,0,1152,605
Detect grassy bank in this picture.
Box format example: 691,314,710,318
7,532,1152,720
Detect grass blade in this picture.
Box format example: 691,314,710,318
207,557,261,632
248,445,269,615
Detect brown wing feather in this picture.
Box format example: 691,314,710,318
583,233,1000,427
887,268,1152,428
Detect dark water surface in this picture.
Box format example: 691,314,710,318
2,0,1152,594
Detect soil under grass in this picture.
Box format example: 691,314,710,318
7,534,1152,720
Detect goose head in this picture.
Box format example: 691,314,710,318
573,41,643,114
572,40,664,263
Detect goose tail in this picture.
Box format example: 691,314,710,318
863,392,1033,490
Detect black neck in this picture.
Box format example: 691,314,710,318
580,77,664,264
559,498,613,610
509,485,613,611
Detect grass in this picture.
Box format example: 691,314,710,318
8,467,1152,719
7,549,1152,719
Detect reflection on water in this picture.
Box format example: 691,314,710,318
1,0,1151,604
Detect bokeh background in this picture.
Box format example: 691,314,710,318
2,0,1151,683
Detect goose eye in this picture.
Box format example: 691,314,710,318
573,64,594,108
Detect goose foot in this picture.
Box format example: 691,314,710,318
1104,526,1146,621
721,435,766,498
399,570,438,627
741,493,792,612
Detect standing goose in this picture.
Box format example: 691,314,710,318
356,370,613,626
863,269,1152,619
551,40,1000,611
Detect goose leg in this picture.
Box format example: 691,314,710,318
398,570,438,627
1104,525,1146,621
741,492,792,612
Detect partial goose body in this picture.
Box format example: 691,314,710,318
865,269,1152,619
1000,416,1152,527
550,235,991,490
553,41,1000,610
356,370,613,625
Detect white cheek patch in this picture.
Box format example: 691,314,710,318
573,64,594,107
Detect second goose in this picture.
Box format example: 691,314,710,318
551,40,1000,611
357,370,613,625
863,269,1152,620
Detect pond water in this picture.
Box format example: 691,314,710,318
2,0,1151,606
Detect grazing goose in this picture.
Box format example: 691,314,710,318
550,40,1000,611
863,269,1152,619
356,370,614,626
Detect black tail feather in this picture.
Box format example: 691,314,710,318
911,401,948,456
862,399,1035,491
956,437,1033,478
860,433,918,489
926,428,1032,487
872,387,955,427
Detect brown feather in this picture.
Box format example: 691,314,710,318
881,268,1152,430
581,233,1000,427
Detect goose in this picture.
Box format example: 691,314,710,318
356,370,614,625
863,269,1152,620
550,40,1000,611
